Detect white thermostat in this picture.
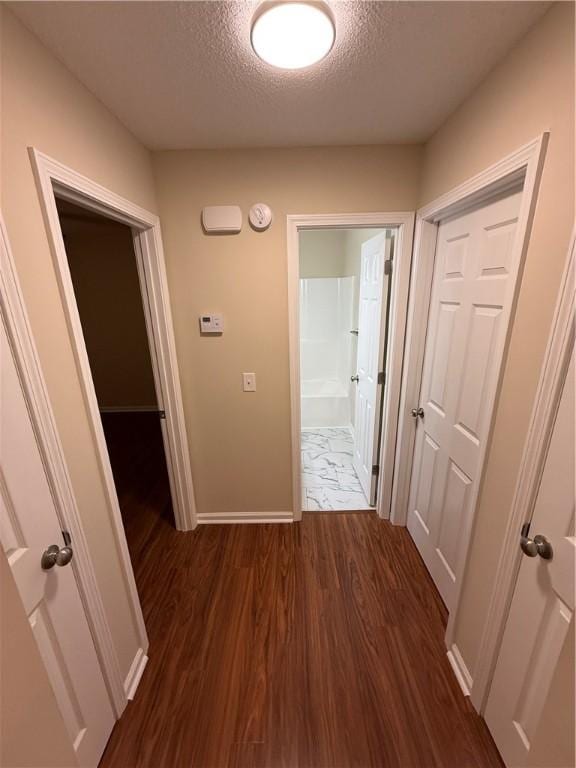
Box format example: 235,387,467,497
249,203,273,231
199,314,224,334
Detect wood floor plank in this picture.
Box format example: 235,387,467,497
99,417,504,768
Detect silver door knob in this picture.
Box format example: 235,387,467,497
41,544,74,570
520,526,553,560
411,407,424,419
351,375,359,383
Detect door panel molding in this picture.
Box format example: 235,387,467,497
0,214,126,716
407,192,525,610
287,212,415,522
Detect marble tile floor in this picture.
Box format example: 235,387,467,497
301,427,373,512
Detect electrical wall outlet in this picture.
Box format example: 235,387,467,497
242,372,256,392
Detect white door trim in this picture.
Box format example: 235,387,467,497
27,148,198,690
29,149,196,533
391,134,549,650
0,214,127,716
287,212,415,522
472,233,575,714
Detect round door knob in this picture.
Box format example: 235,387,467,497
411,407,424,419
520,536,539,557
533,534,553,560
520,533,553,560
41,544,74,570
351,375,359,383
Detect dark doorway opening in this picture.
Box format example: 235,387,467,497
56,198,175,568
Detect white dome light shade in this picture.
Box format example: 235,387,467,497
251,3,335,70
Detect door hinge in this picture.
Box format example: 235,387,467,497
372,465,379,477
159,410,166,420
378,371,386,385
384,259,393,276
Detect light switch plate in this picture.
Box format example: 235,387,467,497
242,372,256,392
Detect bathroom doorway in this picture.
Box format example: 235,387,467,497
287,212,414,521
299,227,393,512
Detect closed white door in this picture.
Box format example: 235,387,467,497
352,232,390,504
407,190,522,609
485,349,575,768
0,318,115,766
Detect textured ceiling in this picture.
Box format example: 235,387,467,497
11,1,550,150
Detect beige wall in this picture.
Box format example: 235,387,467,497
299,227,385,283
1,6,158,686
0,551,77,768
61,211,157,409
419,1,574,677
153,146,422,514
299,229,347,277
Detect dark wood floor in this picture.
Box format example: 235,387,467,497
101,411,175,535
99,428,503,768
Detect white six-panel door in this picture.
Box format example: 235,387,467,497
407,190,522,609
0,318,114,766
352,232,390,504
485,349,575,768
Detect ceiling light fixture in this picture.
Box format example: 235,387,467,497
251,2,335,70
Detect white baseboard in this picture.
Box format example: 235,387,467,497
124,647,149,701
197,511,294,524
447,644,473,697
99,405,158,414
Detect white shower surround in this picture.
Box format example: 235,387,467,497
300,276,355,429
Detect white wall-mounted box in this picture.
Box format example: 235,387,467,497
202,206,242,234
199,314,224,334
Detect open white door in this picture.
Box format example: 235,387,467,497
1,308,115,765
352,232,390,504
406,190,523,609
485,349,575,768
